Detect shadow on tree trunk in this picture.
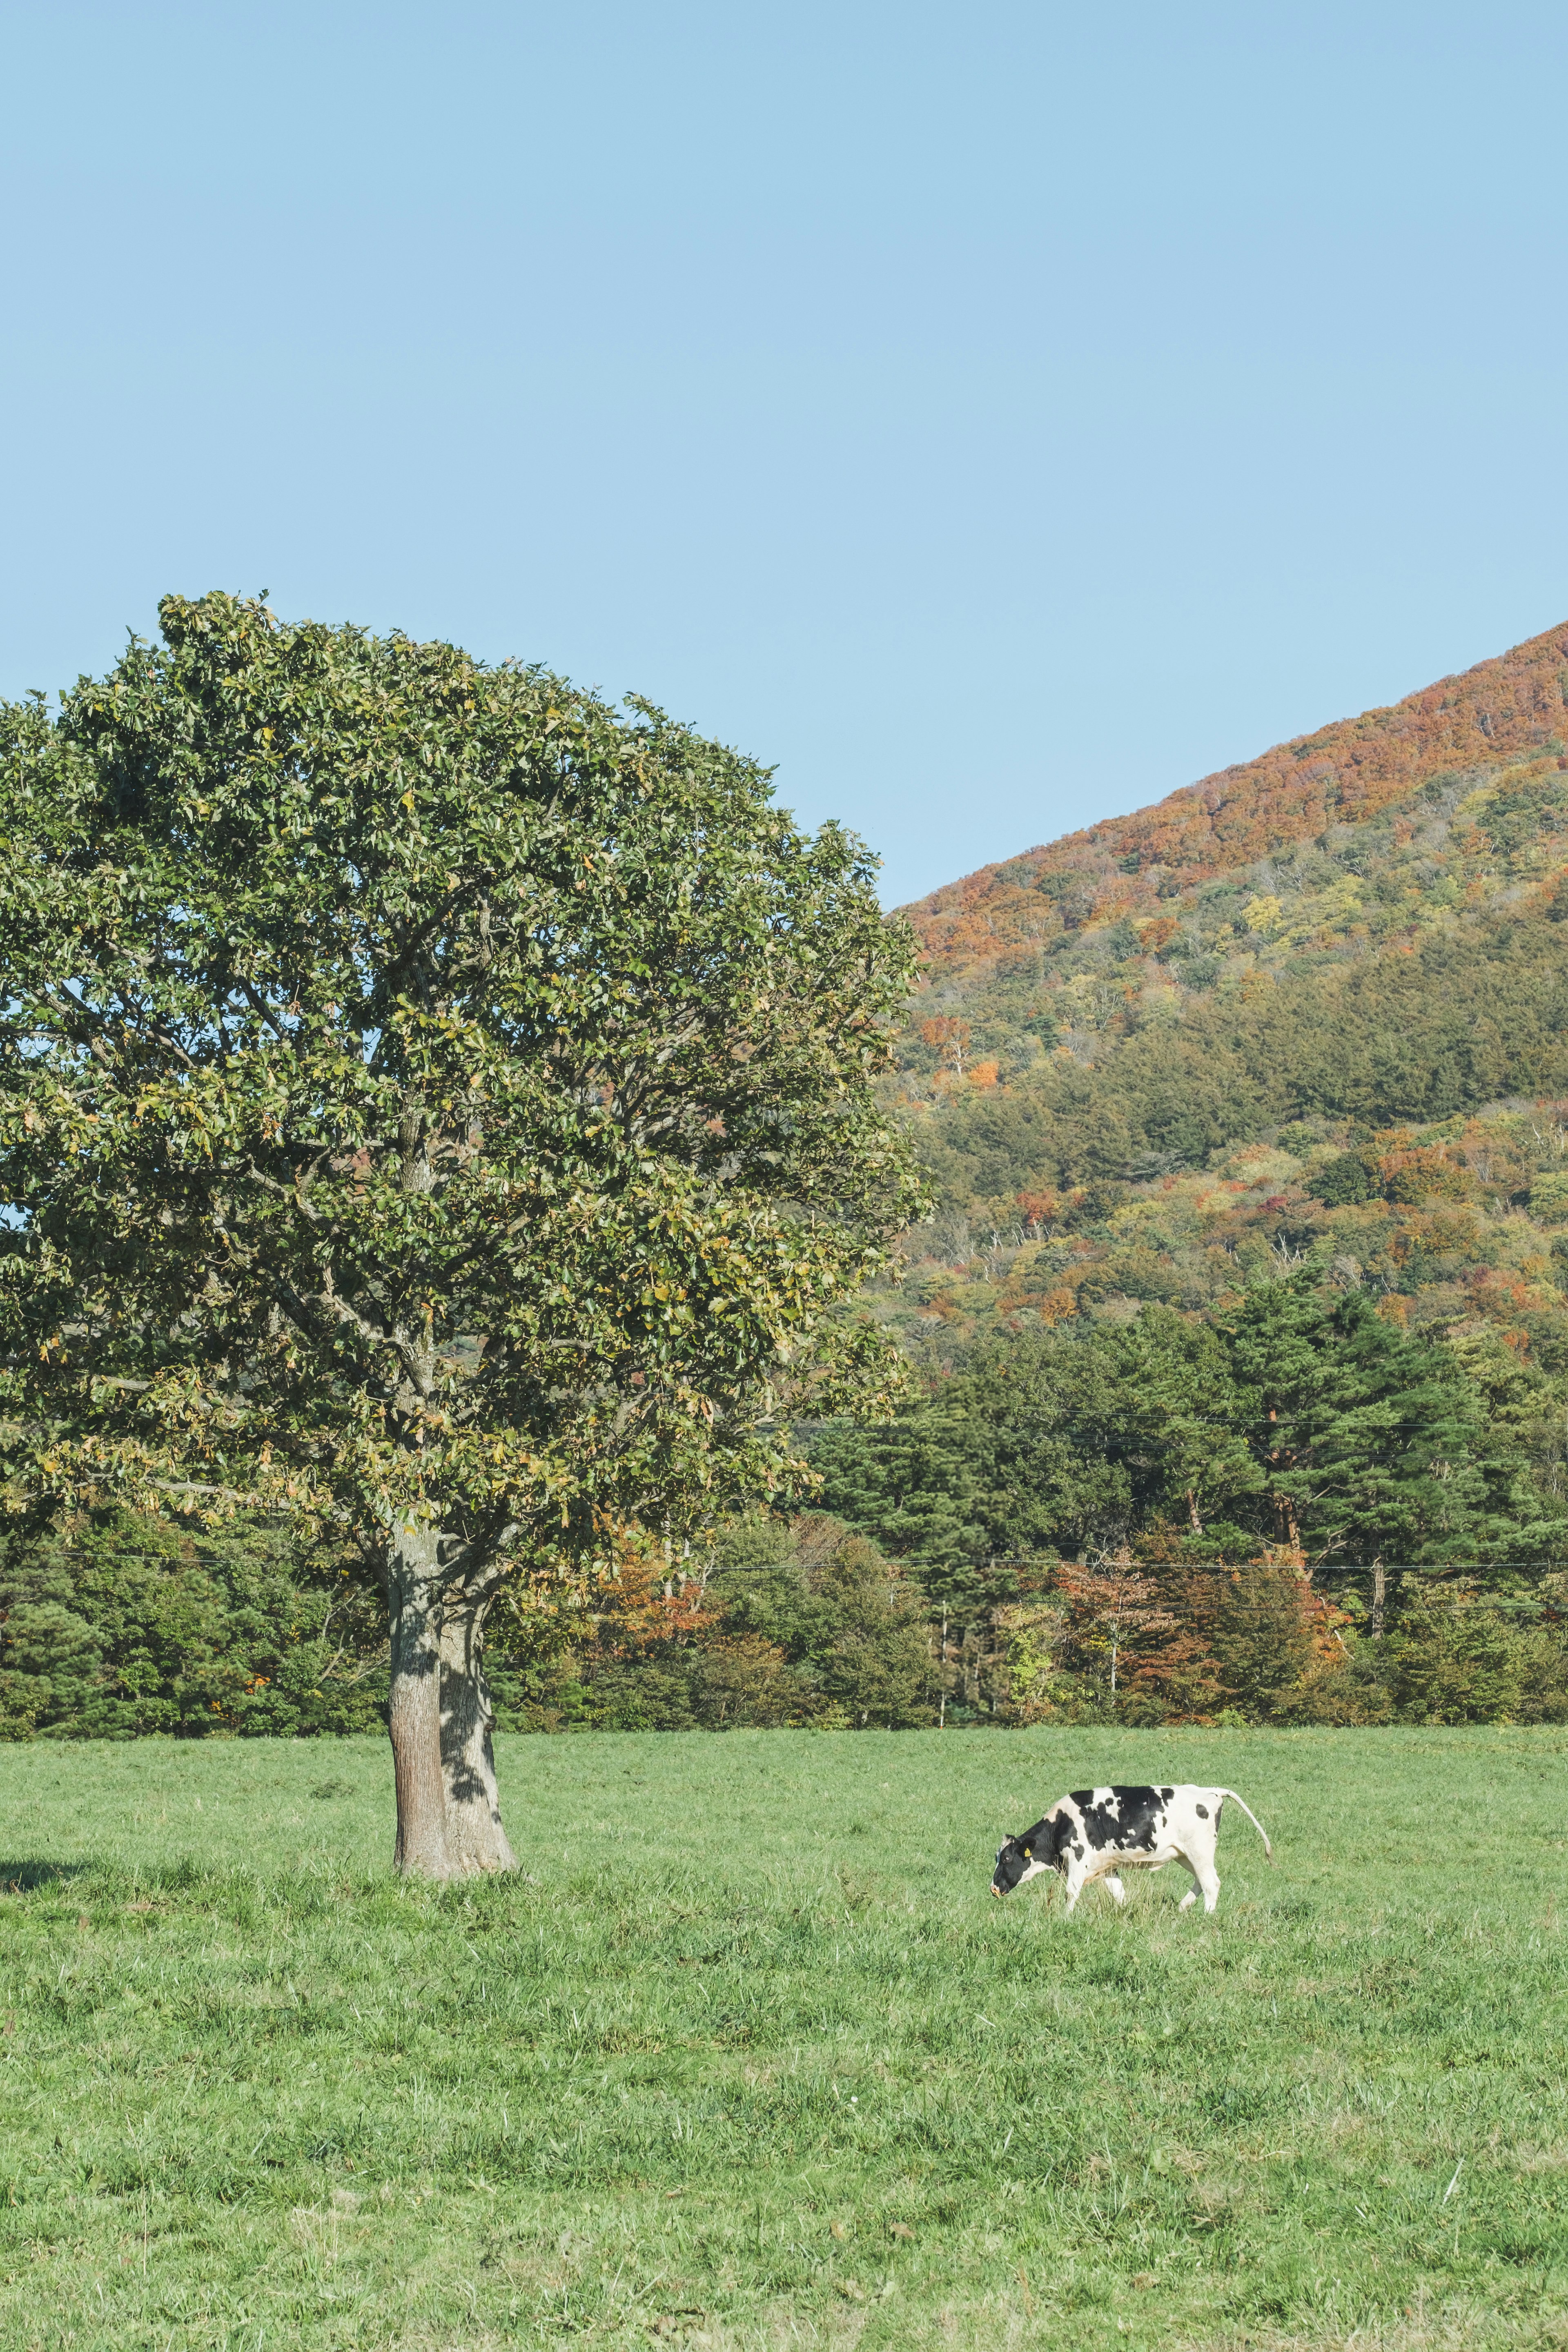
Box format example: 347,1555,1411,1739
386,1529,519,1879
440,1580,518,1873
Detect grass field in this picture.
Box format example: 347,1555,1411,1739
2,1729,1566,2352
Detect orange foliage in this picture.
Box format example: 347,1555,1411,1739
592,1542,720,1655
1052,1556,1226,1719
919,1014,971,1073
1290,1570,1354,1668
1377,1145,1470,1203
1388,1204,1483,1265
902,618,1568,977
1016,1187,1060,1227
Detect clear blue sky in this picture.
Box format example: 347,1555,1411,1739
4,2,1566,906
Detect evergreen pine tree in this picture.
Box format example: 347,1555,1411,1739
1219,1273,1554,1563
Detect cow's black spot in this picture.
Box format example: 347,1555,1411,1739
1195,1803,1209,1820
1160,1787,1175,1802
1070,1787,1163,1854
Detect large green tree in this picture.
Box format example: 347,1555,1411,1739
0,593,920,1874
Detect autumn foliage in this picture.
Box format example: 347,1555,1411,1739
904,617,1568,977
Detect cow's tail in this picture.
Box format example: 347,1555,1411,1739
1215,1790,1273,1862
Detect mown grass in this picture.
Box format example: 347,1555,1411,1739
1,1728,1566,2351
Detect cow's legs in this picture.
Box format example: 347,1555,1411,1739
1061,1864,1090,1915
1176,1850,1221,1914
1103,1873,1127,1907
1172,1837,1221,1913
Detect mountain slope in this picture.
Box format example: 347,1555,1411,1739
870,621,1568,1414
902,619,1568,978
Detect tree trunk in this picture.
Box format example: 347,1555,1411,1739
1371,1558,1386,1639
387,1523,458,1880
439,1581,518,1874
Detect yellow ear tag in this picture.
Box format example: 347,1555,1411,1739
1022,1847,1032,1859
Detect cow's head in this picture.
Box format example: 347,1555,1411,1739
991,1826,1051,1897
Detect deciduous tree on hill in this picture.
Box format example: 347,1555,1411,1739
0,593,921,1874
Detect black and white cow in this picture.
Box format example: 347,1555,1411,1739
991,1784,1272,1916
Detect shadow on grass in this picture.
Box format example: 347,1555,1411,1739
0,1859,91,1891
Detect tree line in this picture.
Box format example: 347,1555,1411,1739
811,1274,1561,1584
7,1261,1568,1733
6,1492,1566,1737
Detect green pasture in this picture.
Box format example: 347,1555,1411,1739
1,1729,1566,2351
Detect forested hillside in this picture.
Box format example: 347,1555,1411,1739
875,619,1568,1390
795,619,1568,1722
904,616,1568,976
